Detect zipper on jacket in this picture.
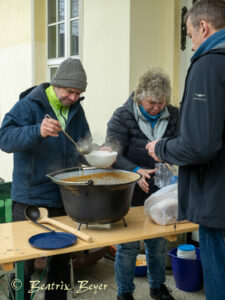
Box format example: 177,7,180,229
60,106,67,128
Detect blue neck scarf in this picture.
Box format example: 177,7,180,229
140,106,164,129
191,28,225,62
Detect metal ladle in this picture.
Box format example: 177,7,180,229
24,205,55,233
60,128,91,155
45,114,91,155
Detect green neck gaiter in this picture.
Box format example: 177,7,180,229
45,85,69,130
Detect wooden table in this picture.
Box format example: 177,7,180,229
0,206,198,300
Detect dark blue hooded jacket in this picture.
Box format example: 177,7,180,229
0,83,91,207
155,48,225,229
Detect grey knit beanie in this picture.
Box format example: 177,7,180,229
51,58,87,91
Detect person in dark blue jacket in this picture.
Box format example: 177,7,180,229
0,57,91,300
146,1,225,299
106,68,178,300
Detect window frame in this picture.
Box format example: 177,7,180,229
46,0,83,80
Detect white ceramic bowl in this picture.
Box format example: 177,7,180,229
84,151,118,168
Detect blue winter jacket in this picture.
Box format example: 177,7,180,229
0,83,91,207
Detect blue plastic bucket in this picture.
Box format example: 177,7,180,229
134,265,147,277
167,247,203,292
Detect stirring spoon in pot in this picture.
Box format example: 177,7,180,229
24,206,55,233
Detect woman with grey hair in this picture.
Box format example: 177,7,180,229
105,67,178,300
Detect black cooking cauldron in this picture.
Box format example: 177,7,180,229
47,167,141,224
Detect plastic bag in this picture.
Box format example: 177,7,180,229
144,183,178,225
154,163,173,188
154,163,178,188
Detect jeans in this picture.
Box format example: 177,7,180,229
115,238,167,295
199,225,225,300
10,202,72,300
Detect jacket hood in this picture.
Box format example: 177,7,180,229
192,45,225,64
210,47,225,55
19,83,50,101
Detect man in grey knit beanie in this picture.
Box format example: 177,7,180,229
51,57,87,92
0,56,91,300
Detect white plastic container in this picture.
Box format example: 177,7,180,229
177,244,197,259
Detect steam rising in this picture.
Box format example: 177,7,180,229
77,134,122,154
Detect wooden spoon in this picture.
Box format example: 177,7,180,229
38,207,93,243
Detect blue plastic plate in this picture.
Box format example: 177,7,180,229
29,232,77,250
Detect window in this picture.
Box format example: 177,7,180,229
47,0,80,79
